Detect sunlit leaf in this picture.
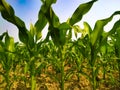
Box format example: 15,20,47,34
5,32,15,52
100,43,107,55
69,0,97,25
0,0,29,44
90,11,120,46
0,5,4,11
0,44,4,52
100,19,120,43
44,7,60,27
30,23,35,38
115,26,120,57
41,6,60,45
58,22,71,30
35,10,47,40
108,19,120,35
0,0,14,16
59,22,71,45
83,22,92,39
41,0,56,5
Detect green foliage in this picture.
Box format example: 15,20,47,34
0,0,29,44
90,11,120,46
35,11,47,40
0,0,120,90
69,0,97,25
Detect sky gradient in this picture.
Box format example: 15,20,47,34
0,0,120,41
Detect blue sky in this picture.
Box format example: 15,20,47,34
0,0,120,41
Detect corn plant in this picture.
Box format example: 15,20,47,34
75,12,120,90
40,0,98,90
0,0,48,89
0,32,15,90
112,26,120,87
1,0,120,90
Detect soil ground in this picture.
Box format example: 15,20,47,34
0,64,120,90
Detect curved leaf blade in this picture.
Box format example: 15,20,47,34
69,0,97,25
0,0,29,44
90,11,120,46
35,10,47,40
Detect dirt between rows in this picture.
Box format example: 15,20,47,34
0,64,120,90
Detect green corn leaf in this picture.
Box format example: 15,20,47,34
0,0,14,24
90,11,120,46
0,5,4,11
14,17,29,44
115,26,120,57
14,16,26,28
40,1,61,45
30,23,35,38
35,62,47,75
58,22,71,30
49,26,60,46
49,22,71,46
0,0,29,44
100,43,107,55
44,7,60,27
58,22,71,45
18,29,28,44
108,19,120,35
5,32,15,52
0,40,5,52
41,3,60,27
49,8,60,27
35,10,47,40
42,6,60,45
69,0,97,25
40,0,57,14
95,65,101,79
27,31,35,49
0,44,4,52
41,0,56,5
5,32,10,48
83,22,92,39
101,19,120,43
0,32,7,52
24,63,29,74
8,37,15,52
73,25,81,38
0,0,14,16
1,9,14,23
2,14,28,44
0,32,7,40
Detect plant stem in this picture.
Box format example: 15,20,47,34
92,67,97,90
77,72,80,82
5,70,11,90
61,60,64,90
31,75,36,90
103,63,106,80
60,46,65,90
91,45,97,90
117,59,120,84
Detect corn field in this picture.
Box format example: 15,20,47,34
0,0,120,90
